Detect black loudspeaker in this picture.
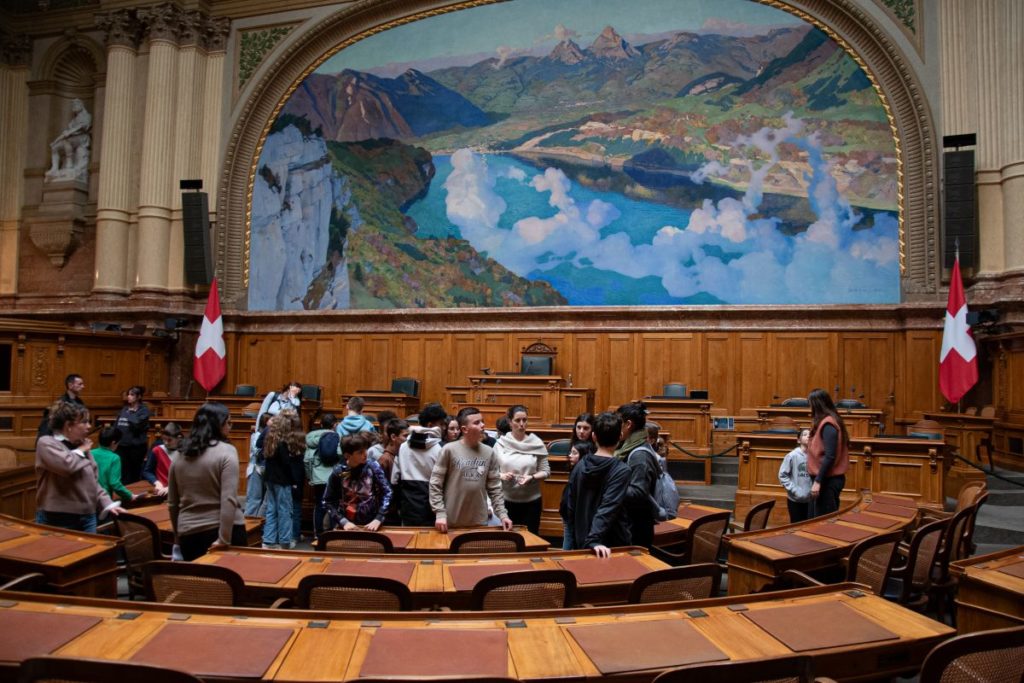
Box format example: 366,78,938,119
181,191,213,285
943,149,977,269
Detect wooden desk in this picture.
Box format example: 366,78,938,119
922,411,993,498
756,407,884,438
196,545,664,609
642,397,713,484
0,584,953,681
0,466,36,520
336,392,419,418
951,545,1024,634
0,514,121,597
725,495,918,595
446,374,594,427
329,525,550,553
734,432,945,527
127,504,264,551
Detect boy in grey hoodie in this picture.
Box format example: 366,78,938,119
778,428,812,523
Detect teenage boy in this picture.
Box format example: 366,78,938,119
392,402,447,526
563,411,632,557
429,406,513,532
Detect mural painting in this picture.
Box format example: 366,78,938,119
248,0,900,310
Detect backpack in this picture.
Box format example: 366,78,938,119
317,431,340,467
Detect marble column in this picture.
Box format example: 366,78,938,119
202,17,230,286
93,11,140,295
0,33,30,295
134,4,181,293
999,0,1024,270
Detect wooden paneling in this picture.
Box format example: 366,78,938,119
774,333,832,400
900,331,942,419
606,334,634,412
840,333,895,430
738,333,769,412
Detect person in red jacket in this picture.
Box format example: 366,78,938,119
141,422,183,496
806,388,850,517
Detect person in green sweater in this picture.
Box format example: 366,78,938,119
91,425,135,503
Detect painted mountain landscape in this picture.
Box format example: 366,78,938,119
248,0,900,310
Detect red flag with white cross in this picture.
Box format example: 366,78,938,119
939,257,977,404
193,278,226,393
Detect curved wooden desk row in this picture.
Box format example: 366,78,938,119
652,503,731,546
126,504,267,550
725,494,919,595
195,545,667,609
950,544,1024,634
0,515,121,597
0,582,953,681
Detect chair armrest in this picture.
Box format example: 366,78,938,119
0,572,48,591
269,597,292,609
650,544,689,567
778,569,824,588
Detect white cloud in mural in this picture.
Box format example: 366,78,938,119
441,113,899,304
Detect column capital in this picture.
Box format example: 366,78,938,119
0,29,31,67
178,10,205,48
203,16,231,53
95,9,143,50
138,3,186,45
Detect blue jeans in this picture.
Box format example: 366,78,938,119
245,469,265,517
262,482,292,546
36,509,97,534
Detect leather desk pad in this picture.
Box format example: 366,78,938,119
838,512,901,529
557,554,651,585
742,601,899,651
871,495,916,509
2,536,94,562
995,559,1024,579
448,562,536,591
0,610,102,662
131,623,294,677
359,628,507,678
381,531,413,549
568,618,729,674
749,534,835,555
677,506,709,521
213,554,301,584
0,525,29,543
135,507,171,524
803,523,875,544
325,559,416,585
865,502,916,518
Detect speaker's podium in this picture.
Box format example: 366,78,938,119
446,374,594,427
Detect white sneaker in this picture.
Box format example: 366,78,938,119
287,540,297,549
261,543,279,550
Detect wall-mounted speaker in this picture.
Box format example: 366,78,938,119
181,191,213,285
943,148,977,270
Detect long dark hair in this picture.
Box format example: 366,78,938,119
617,400,647,434
808,388,849,447
182,402,230,458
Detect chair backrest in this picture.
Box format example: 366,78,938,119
908,419,944,439
546,438,572,456
963,406,978,415
390,377,420,397
316,530,394,554
241,401,261,417
899,517,950,600
18,656,204,683
742,500,775,532
663,383,687,398
836,398,866,409
300,384,322,402
687,511,732,565
234,384,257,397
931,504,977,587
627,563,721,604
954,480,987,513
958,492,988,561
295,573,412,611
845,529,903,594
767,416,799,433
144,560,244,606
653,654,814,683
114,512,164,595
918,625,1024,683
0,446,18,468
470,569,576,610
979,405,996,418
449,530,525,554
780,397,809,407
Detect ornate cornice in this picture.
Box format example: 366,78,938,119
0,29,31,67
95,9,142,50
216,0,941,311
137,3,184,44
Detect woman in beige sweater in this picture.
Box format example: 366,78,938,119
493,404,550,534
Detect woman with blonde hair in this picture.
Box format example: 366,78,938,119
260,409,305,548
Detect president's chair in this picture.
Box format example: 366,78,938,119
390,377,420,398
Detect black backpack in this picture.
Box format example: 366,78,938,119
317,431,340,467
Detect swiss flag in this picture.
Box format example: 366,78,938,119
193,278,226,393
939,257,977,404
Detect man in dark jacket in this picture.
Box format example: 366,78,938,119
563,411,631,557
616,401,664,549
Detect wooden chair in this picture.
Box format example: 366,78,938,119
652,510,731,567
731,499,775,533
546,438,572,456
470,569,576,610
241,401,261,417
114,511,169,599
928,495,988,623
918,625,1024,683
963,406,978,415
767,416,799,433
653,654,814,683
780,397,809,407
450,530,525,554
908,419,944,439
627,563,721,604
316,530,394,553
885,517,950,609
234,384,257,397
0,446,18,469
294,573,412,611
144,560,245,606
778,529,903,595
979,405,996,418
18,656,203,683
